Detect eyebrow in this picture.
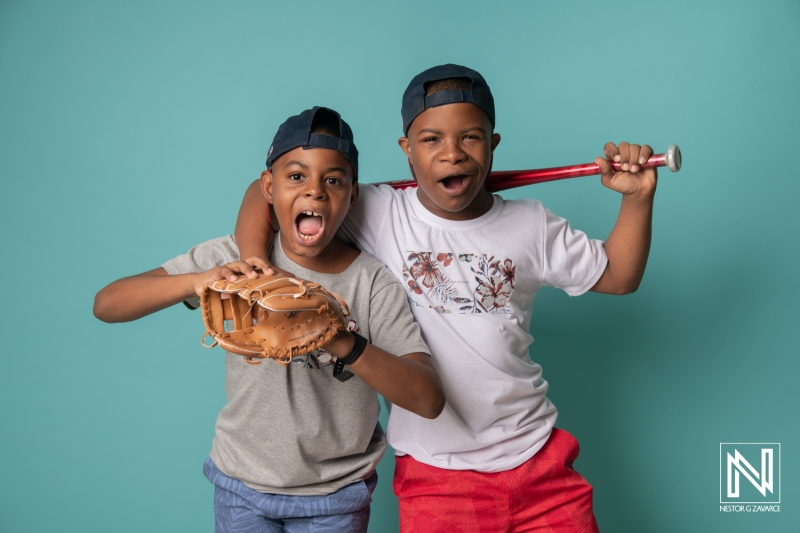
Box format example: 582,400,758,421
324,166,348,174
416,126,485,135
283,160,348,175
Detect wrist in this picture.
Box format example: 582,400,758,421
325,331,355,359
188,272,206,298
621,191,655,206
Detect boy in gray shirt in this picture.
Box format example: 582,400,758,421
94,107,444,533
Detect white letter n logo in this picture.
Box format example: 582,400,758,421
727,448,773,497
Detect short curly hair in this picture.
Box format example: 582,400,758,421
423,77,472,97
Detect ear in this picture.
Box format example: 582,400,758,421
398,137,418,181
491,132,501,152
348,182,359,211
260,169,274,204
398,136,412,159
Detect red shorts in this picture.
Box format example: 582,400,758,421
393,428,600,533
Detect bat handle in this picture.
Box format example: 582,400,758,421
615,144,680,172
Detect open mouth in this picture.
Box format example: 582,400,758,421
438,174,472,192
295,210,324,243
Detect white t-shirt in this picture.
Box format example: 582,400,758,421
339,185,608,473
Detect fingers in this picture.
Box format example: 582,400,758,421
618,142,630,171
218,265,238,282
628,144,640,172
242,256,276,276
603,142,620,162
241,256,295,277
639,144,653,166
236,261,260,279
215,262,252,282
604,142,653,173
595,156,613,178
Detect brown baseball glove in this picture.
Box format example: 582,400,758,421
199,273,349,365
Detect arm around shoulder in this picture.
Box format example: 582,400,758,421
235,179,279,269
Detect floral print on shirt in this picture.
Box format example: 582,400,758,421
402,252,516,314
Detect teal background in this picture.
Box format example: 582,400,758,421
1,1,798,531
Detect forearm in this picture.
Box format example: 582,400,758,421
325,333,445,419
94,268,196,323
592,194,653,295
353,349,445,419
235,179,275,259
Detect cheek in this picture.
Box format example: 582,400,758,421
410,151,434,175
469,141,490,158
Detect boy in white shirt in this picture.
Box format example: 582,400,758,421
235,65,657,532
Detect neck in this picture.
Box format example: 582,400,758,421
278,234,359,274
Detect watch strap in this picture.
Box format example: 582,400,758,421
332,332,368,382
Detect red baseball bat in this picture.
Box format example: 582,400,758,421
376,145,682,192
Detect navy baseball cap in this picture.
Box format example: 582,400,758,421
266,106,359,181
401,64,495,135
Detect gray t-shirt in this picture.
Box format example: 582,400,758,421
162,235,429,495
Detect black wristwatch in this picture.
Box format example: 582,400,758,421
333,332,368,382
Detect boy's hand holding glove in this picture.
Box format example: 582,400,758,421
198,271,349,366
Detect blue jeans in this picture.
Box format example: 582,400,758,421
203,457,377,533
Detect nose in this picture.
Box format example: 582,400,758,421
440,136,467,165
302,176,327,201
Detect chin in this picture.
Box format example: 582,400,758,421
437,198,471,213
291,241,328,258
280,232,324,259
434,187,484,211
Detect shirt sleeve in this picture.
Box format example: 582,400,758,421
161,235,240,309
338,184,394,257
540,208,608,296
366,267,430,357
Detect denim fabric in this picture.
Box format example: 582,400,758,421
203,457,377,533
